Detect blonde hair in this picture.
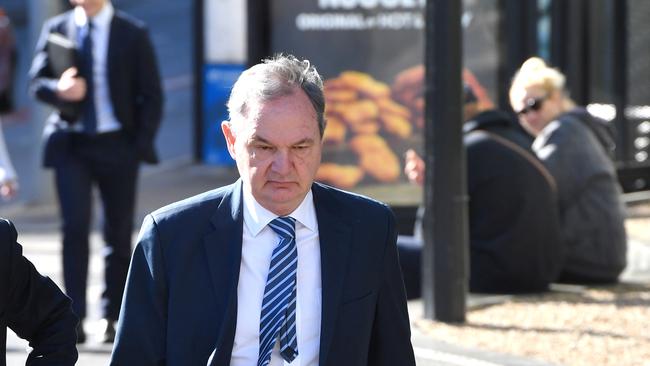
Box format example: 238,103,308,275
509,57,566,101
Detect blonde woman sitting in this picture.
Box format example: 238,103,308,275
509,57,627,284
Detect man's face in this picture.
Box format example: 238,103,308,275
70,0,107,17
222,89,322,216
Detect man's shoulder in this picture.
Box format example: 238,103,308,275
149,183,237,223
0,218,17,271
0,218,17,245
44,11,73,31
463,129,509,155
542,114,593,147
313,182,391,216
112,10,149,32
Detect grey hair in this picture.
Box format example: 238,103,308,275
226,54,326,136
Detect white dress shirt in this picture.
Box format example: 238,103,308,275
73,3,121,133
230,189,322,366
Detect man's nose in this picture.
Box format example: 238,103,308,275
271,150,291,174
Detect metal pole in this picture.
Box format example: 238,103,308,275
422,0,467,322
25,0,64,204
246,0,269,67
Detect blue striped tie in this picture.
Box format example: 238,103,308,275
258,216,299,366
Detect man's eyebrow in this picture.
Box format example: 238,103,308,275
250,135,272,144
293,138,315,145
249,136,315,145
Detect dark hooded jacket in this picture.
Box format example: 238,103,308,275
533,108,627,282
464,110,564,293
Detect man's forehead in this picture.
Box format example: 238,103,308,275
245,123,318,144
236,94,317,128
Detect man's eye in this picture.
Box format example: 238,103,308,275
256,145,273,150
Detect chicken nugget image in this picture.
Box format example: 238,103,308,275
359,152,401,182
348,119,380,135
392,65,425,129
339,71,391,100
340,100,379,125
325,101,342,116
325,88,358,103
338,70,374,86
349,134,391,154
324,77,348,90
349,135,401,182
376,98,411,119
381,113,412,139
392,64,424,94
322,116,347,145
316,163,365,189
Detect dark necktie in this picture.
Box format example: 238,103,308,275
258,216,299,366
80,21,97,134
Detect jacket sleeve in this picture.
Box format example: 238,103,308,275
28,18,80,115
2,219,79,366
132,26,163,164
110,214,168,366
367,209,416,365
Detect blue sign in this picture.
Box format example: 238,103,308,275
202,63,244,165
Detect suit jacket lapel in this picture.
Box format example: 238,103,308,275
204,180,244,365
314,184,352,366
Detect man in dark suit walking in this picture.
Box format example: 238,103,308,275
1,218,78,365
29,0,163,343
110,54,415,365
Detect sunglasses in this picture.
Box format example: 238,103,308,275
517,95,547,115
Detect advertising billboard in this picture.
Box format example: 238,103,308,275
271,0,427,205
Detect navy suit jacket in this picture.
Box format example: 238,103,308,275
0,219,78,365
29,9,163,165
110,181,415,365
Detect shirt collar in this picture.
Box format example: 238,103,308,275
74,1,114,28
242,188,317,237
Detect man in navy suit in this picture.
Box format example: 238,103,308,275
0,218,78,365
110,55,415,365
29,0,163,343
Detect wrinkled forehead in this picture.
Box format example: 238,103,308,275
232,90,318,135
230,72,296,117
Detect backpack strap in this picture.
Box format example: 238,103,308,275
476,130,558,194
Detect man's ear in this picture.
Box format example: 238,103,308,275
221,121,237,159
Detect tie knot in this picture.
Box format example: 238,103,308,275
268,216,296,240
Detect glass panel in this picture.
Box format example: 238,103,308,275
627,0,650,108
626,0,650,166
462,0,500,105
587,0,617,104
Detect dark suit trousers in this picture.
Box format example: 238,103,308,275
54,131,138,321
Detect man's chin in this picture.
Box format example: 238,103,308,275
260,190,305,215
